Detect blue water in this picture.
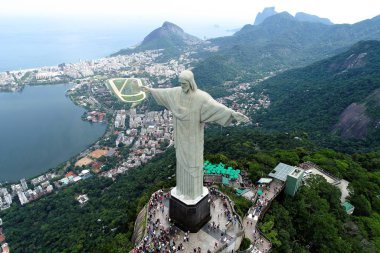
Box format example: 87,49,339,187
0,84,107,182
0,17,153,72
0,17,235,182
0,17,235,72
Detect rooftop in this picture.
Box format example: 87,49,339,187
269,163,296,182
289,168,304,178
257,178,273,184
342,201,354,212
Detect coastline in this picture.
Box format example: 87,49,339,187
0,82,108,184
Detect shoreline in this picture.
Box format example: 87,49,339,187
0,82,109,185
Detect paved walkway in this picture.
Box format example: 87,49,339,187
242,179,284,253
133,189,243,252
132,178,284,252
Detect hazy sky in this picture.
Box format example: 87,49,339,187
1,0,379,26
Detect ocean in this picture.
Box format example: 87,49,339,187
0,16,235,72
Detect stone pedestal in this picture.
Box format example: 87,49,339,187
169,187,211,233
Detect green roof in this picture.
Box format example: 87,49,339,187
235,188,250,196
342,201,354,212
203,161,241,179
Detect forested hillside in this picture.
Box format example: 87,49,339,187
252,40,380,151
2,127,379,252
204,128,380,252
193,13,380,89
2,150,176,252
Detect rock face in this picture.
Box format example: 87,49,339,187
138,21,201,50
131,205,147,245
254,7,277,25
334,89,380,139
247,40,380,142
328,52,368,73
333,103,371,139
295,12,333,25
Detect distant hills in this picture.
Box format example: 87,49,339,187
254,40,380,146
111,9,380,149
254,7,277,25
138,21,201,50
113,21,202,56
254,7,332,26
193,11,380,88
295,12,333,25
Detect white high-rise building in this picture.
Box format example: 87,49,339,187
20,178,28,191
17,191,29,205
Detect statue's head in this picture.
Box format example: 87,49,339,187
179,70,197,93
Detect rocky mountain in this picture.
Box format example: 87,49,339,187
138,21,201,50
194,12,380,89
254,8,332,26
295,12,333,25
253,7,277,25
113,21,201,55
253,40,380,143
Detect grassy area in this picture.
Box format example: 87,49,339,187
107,78,145,103
121,93,145,102
123,79,140,95
113,79,125,90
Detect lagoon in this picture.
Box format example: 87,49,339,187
0,84,107,182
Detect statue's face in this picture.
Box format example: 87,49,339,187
179,78,190,93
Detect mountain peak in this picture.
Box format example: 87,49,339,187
260,11,295,26
254,7,278,25
162,21,183,31
254,7,333,26
136,21,200,51
295,12,333,25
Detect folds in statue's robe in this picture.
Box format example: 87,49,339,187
151,87,234,200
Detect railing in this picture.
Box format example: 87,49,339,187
253,182,285,252
256,226,273,250
258,183,285,220
300,161,341,182
213,188,244,230
133,188,171,248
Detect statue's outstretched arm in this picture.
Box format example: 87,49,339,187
140,85,151,93
232,111,250,123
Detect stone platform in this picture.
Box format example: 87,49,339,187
133,188,243,252
169,189,211,232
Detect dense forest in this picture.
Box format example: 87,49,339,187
205,128,380,252
2,150,176,252
2,127,380,252
249,40,380,152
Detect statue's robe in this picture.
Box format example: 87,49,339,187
150,87,234,200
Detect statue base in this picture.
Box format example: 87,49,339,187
169,187,211,233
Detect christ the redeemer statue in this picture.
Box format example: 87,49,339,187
142,70,249,232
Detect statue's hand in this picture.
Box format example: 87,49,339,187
140,86,151,93
233,111,250,123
